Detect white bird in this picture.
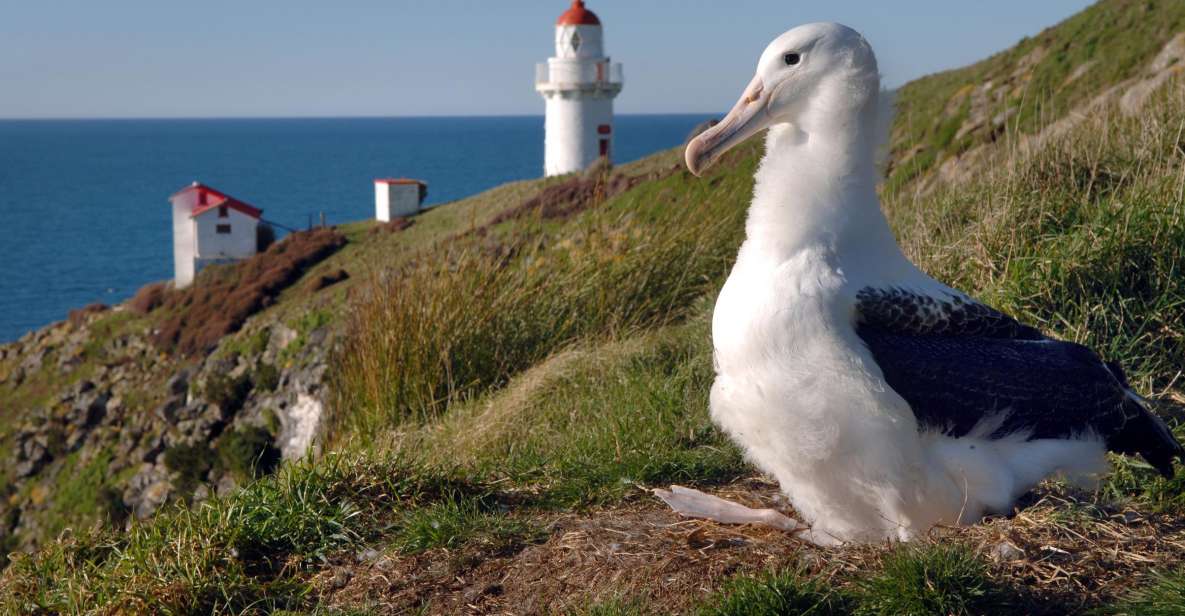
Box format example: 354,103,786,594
658,22,1184,545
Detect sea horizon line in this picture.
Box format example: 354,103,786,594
0,112,718,123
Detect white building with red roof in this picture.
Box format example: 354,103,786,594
374,178,427,222
536,1,623,176
169,182,263,288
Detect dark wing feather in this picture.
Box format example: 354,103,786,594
855,287,1044,340
855,287,1184,476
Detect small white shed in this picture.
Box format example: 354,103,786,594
170,182,263,288
374,178,427,221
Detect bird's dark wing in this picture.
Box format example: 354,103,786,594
855,287,1044,340
855,287,1183,476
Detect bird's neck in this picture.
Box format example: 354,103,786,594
741,102,901,271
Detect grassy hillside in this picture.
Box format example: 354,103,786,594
4,1,1185,613
887,0,1185,194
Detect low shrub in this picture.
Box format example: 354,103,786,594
203,371,253,414
162,442,212,496
252,361,280,392
215,425,281,481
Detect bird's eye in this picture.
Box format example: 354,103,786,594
784,52,801,66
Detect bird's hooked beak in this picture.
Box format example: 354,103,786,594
686,74,772,176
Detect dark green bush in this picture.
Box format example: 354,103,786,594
252,362,280,392
203,372,253,413
215,426,281,481
162,442,212,496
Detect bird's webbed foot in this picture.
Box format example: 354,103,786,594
653,485,801,532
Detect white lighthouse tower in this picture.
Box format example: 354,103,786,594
536,1,624,177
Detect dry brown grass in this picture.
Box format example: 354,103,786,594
129,281,168,314
153,228,346,356
313,478,1185,615
487,169,649,227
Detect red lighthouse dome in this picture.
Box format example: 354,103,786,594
557,0,601,26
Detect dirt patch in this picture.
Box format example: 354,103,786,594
306,269,350,293
315,478,1185,615
152,228,346,356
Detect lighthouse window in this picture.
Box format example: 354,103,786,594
569,31,582,53
216,224,232,234
218,205,229,218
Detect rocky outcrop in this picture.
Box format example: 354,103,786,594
0,306,336,555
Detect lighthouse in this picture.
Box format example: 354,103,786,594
536,1,624,177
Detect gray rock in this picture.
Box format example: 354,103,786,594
264,325,298,364
306,327,329,349
991,541,1025,561
65,427,89,452
215,474,238,498
153,397,185,423
166,369,191,397
18,347,47,377
66,389,109,429
356,547,382,563
123,464,172,519
14,431,53,478
137,431,167,463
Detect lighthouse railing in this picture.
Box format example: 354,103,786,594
536,61,623,88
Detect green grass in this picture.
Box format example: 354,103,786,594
1105,569,1185,616
391,493,540,555
0,455,474,614
277,307,333,367
399,317,747,506
695,568,852,616
38,448,130,544
328,144,755,443
887,0,1185,192
568,596,652,616
855,544,1005,616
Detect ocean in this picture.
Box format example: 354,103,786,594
0,114,708,343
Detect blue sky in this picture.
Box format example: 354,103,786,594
0,1,1093,119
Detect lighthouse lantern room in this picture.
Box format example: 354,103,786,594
536,1,624,176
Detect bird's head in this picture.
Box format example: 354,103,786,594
686,23,880,176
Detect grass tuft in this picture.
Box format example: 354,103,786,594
392,493,538,555
695,568,852,616
1105,569,1185,616
855,543,1004,616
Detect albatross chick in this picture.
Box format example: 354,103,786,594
658,22,1185,545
